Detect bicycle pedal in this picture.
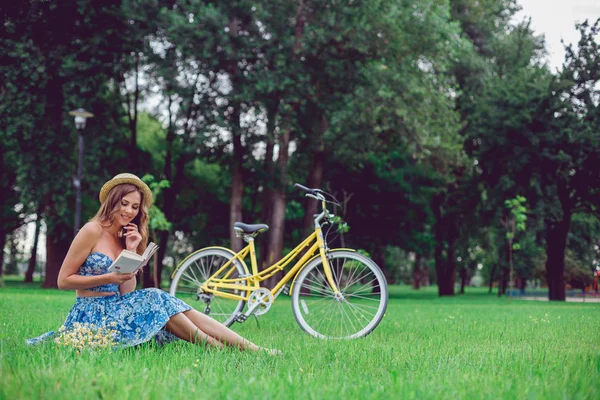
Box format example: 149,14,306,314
235,313,248,323
282,284,290,296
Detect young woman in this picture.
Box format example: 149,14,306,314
28,173,278,354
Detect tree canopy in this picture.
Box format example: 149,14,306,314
1,1,599,300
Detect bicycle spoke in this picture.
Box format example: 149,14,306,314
297,295,330,309
347,303,372,333
344,267,373,288
181,270,202,286
199,256,210,279
343,258,360,291
302,277,336,297
188,261,203,283
344,293,382,302
212,298,228,317
313,268,335,291
308,298,336,318
303,273,336,295
343,277,379,296
309,298,337,324
345,300,378,319
341,303,355,337
343,300,374,323
171,250,248,327
334,258,343,289
292,253,387,339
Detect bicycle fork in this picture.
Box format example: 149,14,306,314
315,227,342,297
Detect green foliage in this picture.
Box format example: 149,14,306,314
331,216,350,235
136,113,168,168
567,214,600,271
2,0,599,298
564,250,595,291
141,174,172,232
504,195,528,242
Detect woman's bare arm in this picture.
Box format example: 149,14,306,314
119,273,137,295
57,222,127,290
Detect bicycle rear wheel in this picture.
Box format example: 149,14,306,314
169,248,248,327
291,250,388,339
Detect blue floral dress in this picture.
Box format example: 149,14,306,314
26,252,192,348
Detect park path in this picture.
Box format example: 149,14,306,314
519,296,600,303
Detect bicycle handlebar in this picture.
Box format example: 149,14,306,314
295,183,327,202
294,183,317,195
295,183,339,227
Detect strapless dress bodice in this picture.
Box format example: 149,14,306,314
79,252,119,292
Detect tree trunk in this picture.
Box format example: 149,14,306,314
147,98,184,289
141,257,153,288
497,243,507,297
25,211,42,283
498,267,507,296
43,221,70,288
154,230,169,288
260,100,277,271
302,115,327,235
433,194,455,296
440,235,457,296
459,268,467,294
412,253,422,289
421,266,430,287
227,15,244,252
120,55,141,173
130,55,139,164
264,128,290,288
544,209,571,301
42,69,67,289
230,127,244,252
488,263,496,294
0,229,5,286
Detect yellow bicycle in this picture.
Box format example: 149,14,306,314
169,184,388,339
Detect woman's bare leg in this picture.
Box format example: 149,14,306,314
165,313,224,348
182,309,261,351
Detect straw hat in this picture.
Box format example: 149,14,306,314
99,173,153,207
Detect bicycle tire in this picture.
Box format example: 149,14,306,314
291,250,388,339
169,248,248,327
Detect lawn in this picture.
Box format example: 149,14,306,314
1,280,598,399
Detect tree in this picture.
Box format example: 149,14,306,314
540,19,600,300
141,174,172,287
1,0,145,287
503,195,527,297
465,19,600,301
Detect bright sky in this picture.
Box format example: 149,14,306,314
515,0,600,71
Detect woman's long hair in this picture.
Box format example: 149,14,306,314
91,183,149,255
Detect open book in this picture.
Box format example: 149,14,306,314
107,242,159,274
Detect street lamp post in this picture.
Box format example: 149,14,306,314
69,108,94,236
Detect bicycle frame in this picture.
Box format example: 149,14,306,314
199,226,341,302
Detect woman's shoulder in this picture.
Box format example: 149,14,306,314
79,221,104,240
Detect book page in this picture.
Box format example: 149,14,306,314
108,250,144,273
142,243,157,259
140,243,159,268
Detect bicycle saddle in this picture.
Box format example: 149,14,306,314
233,222,269,234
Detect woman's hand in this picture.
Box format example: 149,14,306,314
123,223,142,251
108,271,137,284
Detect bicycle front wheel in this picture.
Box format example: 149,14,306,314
291,250,388,339
170,248,249,327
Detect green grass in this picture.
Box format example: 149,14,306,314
1,281,599,400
